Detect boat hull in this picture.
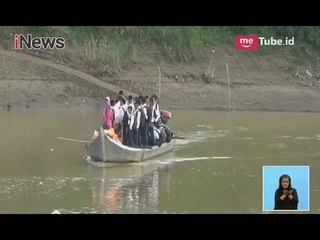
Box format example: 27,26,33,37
86,127,175,164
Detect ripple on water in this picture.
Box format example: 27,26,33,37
175,129,230,146
0,176,101,199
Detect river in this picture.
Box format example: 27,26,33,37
0,109,319,213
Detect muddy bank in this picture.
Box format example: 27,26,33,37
3,83,320,113
1,49,320,113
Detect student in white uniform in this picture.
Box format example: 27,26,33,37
147,97,156,146
113,96,126,142
126,104,134,147
151,94,161,127
132,99,142,147
139,96,148,147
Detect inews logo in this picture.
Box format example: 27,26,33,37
14,34,65,50
235,35,294,51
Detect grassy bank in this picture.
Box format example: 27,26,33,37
1,26,319,70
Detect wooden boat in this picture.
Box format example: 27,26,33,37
86,127,175,165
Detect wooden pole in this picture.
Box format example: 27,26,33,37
57,137,90,143
158,66,161,100
129,80,133,93
226,63,231,112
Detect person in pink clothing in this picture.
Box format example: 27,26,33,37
102,97,114,130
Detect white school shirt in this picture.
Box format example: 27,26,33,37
141,104,148,121
114,105,125,124
135,110,141,130
127,111,134,130
151,104,161,123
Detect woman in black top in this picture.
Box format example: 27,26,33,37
274,174,299,210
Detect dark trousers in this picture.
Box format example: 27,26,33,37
122,125,128,145
133,129,140,147
127,128,134,147
147,123,154,146
140,125,148,146
163,125,172,142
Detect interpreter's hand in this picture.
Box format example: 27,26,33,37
287,190,293,198
280,190,287,200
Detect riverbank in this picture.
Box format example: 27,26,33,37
1,41,320,113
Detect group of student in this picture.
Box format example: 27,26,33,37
99,90,172,148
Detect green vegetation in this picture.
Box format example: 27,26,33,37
1,26,319,69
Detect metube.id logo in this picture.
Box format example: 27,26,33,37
235,34,258,51
14,34,65,50
235,34,295,51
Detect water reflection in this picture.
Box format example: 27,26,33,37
93,164,171,214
